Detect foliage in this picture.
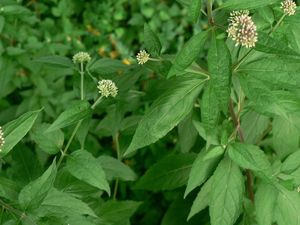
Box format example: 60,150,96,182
1,0,300,225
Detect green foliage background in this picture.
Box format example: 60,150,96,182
1,0,300,225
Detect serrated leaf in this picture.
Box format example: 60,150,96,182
208,37,231,113
36,188,96,218
18,160,57,211
201,83,219,132
188,176,213,220
100,200,141,225
34,55,74,68
209,157,244,225
168,31,208,77
1,109,41,156
47,101,91,132
144,23,162,57
98,155,137,181
135,153,196,191
281,150,300,173
31,123,64,155
218,0,280,10
125,76,205,156
255,182,277,225
189,0,202,23
185,150,220,197
66,150,110,195
228,143,271,172
275,187,300,225
255,32,300,56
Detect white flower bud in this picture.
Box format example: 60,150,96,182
136,50,150,65
97,80,118,98
227,10,258,48
72,52,91,64
281,0,297,16
0,126,5,152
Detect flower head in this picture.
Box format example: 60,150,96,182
72,52,91,64
97,80,118,98
227,10,258,48
136,50,150,64
0,126,4,151
281,0,297,16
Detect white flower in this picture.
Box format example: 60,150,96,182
227,10,258,48
281,0,297,16
97,80,118,98
0,126,5,152
136,50,150,64
72,52,91,64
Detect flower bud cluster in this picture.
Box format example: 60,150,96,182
72,52,91,64
227,10,258,48
97,80,118,98
281,0,297,16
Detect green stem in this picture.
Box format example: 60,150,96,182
207,0,214,25
113,132,121,200
57,120,82,168
80,62,84,100
91,95,104,110
233,13,287,72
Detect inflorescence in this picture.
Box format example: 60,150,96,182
227,10,258,48
97,80,118,98
136,50,150,65
72,52,91,64
281,0,297,16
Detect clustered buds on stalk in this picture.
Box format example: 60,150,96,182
0,126,5,151
97,80,118,98
227,10,258,48
72,52,91,64
136,50,150,64
281,0,297,16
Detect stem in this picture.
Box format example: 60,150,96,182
80,62,84,100
57,120,82,168
207,0,214,25
229,99,254,203
233,13,287,72
113,133,121,199
91,96,104,110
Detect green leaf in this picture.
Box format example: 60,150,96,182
209,157,244,225
66,150,110,195
47,101,92,132
228,143,271,172
208,37,231,113
34,55,74,68
188,176,213,220
0,177,20,201
88,58,128,75
203,146,225,161
281,150,300,174
272,116,300,159
255,182,277,225
98,155,137,181
185,149,220,197
237,56,300,90
18,160,57,211
1,5,30,15
144,23,162,57
0,16,5,33
100,200,141,225
201,83,219,132
125,75,205,156
31,123,64,155
255,32,300,56
135,153,196,191
36,188,96,218
168,31,208,77
218,0,280,10
275,187,300,225
189,0,202,23
1,110,40,156
178,113,198,153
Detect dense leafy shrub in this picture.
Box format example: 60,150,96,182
1,0,300,225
